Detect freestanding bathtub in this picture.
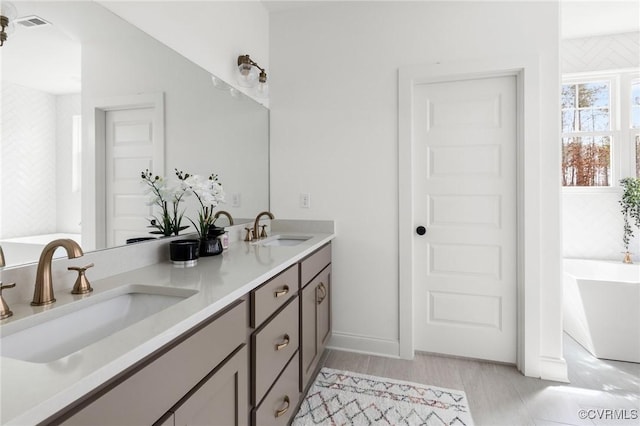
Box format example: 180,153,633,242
563,259,640,363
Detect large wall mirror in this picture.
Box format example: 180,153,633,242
0,1,269,268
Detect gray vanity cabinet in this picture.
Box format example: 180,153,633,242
299,244,332,392
47,241,333,426
58,299,248,426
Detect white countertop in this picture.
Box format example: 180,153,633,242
0,232,334,425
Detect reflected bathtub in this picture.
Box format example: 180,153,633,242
563,259,640,363
0,233,81,266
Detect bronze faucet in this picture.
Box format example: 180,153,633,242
213,210,234,226
32,239,84,306
253,211,274,240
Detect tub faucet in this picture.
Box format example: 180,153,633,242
32,239,84,306
253,211,274,239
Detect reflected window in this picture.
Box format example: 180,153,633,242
636,135,640,178
632,79,640,129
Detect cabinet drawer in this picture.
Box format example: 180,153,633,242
252,297,299,405
300,243,331,287
61,299,247,426
251,264,298,328
252,352,300,426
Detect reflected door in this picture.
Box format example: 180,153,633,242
412,76,517,363
105,106,163,246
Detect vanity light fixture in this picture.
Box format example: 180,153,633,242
237,54,269,98
0,1,17,47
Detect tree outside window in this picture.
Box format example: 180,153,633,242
561,81,612,186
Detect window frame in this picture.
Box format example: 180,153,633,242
562,69,639,191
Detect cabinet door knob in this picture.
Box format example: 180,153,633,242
275,395,290,418
275,334,290,351
416,226,427,236
274,285,289,298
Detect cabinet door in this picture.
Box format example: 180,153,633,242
316,266,331,355
300,265,332,391
300,281,318,391
172,346,248,426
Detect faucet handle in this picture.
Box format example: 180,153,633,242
68,263,94,295
244,227,254,242
0,282,16,320
260,225,268,239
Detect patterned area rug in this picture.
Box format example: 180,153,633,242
293,368,474,426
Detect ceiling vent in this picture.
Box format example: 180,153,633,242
15,15,51,28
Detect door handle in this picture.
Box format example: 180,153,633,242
317,282,327,304
416,226,427,236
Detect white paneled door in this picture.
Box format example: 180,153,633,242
412,76,517,363
105,107,162,246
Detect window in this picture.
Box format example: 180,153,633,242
632,78,640,177
562,71,640,187
561,81,612,186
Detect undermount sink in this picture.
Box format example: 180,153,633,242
256,234,313,247
0,285,198,363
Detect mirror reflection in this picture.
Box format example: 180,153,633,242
0,1,270,268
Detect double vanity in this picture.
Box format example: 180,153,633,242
0,221,334,425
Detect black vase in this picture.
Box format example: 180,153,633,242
169,239,199,267
199,237,223,256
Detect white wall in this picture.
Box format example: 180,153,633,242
1,85,80,240
98,1,269,106
270,1,563,379
1,83,57,239
563,189,639,261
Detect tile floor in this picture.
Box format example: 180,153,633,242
317,334,639,425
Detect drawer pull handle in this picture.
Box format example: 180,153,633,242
275,334,290,351
274,285,289,298
275,395,290,418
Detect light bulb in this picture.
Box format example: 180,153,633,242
255,81,269,98
0,1,18,21
236,64,258,88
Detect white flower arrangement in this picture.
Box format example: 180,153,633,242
176,169,226,239
141,169,190,236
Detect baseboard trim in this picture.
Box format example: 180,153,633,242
539,355,569,383
327,332,400,358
